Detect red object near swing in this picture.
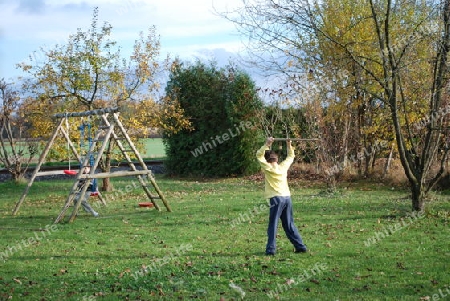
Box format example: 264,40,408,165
138,202,154,208
63,169,97,196
64,170,78,175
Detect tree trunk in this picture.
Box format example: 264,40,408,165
101,154,113,192
12,171,23,183
326,174,337,193
100,140,114,192
383,144,394,178
411,181,425,211
363,152,373,177
102,175,112,192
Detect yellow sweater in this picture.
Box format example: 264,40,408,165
256,144,295,199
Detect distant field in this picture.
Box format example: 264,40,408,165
0,138,166,168
140,138,166,159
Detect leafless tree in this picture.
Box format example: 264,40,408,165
0,79,38,182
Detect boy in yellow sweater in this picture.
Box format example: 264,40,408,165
256,137,307,255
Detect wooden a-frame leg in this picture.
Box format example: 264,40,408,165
95,191,107,206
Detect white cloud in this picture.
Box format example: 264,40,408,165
15,0,46,14
0,0,247,79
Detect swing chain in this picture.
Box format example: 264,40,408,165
78,117,97,193
65,113,71,170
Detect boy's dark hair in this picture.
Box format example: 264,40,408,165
264,150,278,163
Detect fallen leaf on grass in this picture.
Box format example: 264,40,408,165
310,279,320,284
352,285,371,292
286,279,295,285
53,269,68,276
158,287,165,296
119,268,131,278
355,274,372,280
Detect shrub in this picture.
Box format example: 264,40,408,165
163,61,263,176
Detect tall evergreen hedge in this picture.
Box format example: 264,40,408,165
163,61,263,177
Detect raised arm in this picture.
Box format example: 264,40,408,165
256,137,274,169
280,138,295,167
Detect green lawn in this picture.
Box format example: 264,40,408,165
0,177,449,300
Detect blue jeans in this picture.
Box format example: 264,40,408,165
74,190,98,216
266,196,306,254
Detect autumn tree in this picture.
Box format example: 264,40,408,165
223,0,450,211
221,2,367,191
119,97,192,148
0,79,38,182
313,0,450,210
17,7,175,191
367,0,450,211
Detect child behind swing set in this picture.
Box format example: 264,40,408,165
74,158,99,217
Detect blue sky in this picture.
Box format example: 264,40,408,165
0,0,247,80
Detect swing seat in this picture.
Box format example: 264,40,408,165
138,202,154,208
64,170,78,176
90,191,99,196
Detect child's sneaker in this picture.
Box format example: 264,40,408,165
294,247,308,253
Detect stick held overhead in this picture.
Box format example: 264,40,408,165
272,138,319,141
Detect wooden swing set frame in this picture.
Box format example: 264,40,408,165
12,107,171,223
